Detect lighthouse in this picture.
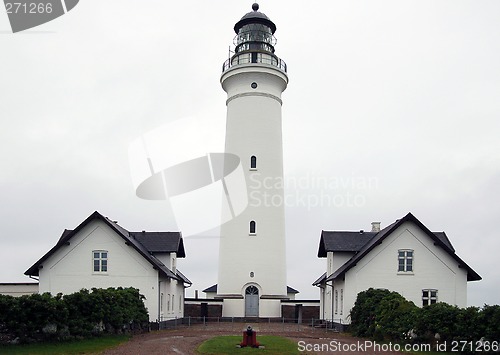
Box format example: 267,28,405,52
216,3,289,317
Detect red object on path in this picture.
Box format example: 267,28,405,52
240,326,260,348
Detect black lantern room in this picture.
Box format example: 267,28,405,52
223,3,287,73
233,3,277,54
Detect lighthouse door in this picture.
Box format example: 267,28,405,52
245,286,259,317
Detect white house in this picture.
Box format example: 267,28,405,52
313,212,481,324
25,211,191,322
0,283,39,297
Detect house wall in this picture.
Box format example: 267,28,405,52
0,283,39,297
221,298,244,317
340,221,468,324
38,219,162,321
321,252,353,322
154,252,185,320
204,291,216,299
159,277,184,321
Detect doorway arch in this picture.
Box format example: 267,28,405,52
245,285,259,317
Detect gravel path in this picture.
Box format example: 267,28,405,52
102,322,404,354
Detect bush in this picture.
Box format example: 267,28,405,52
0,287,148,344
350,288,500,352
414,302,462,342
350,288,417,341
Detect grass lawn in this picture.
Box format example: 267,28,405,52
197,335,300,355
0,335,130,355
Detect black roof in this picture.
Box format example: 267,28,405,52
203,284,217,293
318,213,481,283
312,272,326,287
318,231,377,256
25,211,189,284
234,3,276,34
318,222,456,257
130,232,186,257
202,284,299,294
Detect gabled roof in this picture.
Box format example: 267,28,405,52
25,211,188,283
129,232,185,257
317,231,377,256
287,286,299,294
203,284,217,293
320,213,481,283
317,222,457,258
175,269,192,286
312,272,326,287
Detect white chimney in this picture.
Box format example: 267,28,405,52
371,222,381,232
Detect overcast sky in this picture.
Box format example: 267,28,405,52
1,1,499,306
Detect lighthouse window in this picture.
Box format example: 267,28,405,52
251,82,258,89
250,156,257,169
250,221,256,234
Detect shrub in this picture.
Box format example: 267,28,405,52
350,288,500,352
0,287,148,344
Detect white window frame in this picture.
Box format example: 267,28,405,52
422,289,438,306
92,250,108,273
398,249,414,273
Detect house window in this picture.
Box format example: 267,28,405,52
172,294,174,312
160,293,164,313
250,156,257,169
93,251,108,272
250,221,256,234
334,289,338,314
422,289,438,306
398,249,413,272
179,295,182,311
340,289,344,315
167,294,170,311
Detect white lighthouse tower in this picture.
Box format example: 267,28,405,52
217,3,289,317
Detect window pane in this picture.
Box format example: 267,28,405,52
431,291,437,298
398,251,405,258
250,221,256,234
94,260,100,272
101,252,107,259
94,252,99,259
422,290,429,298
407,251,413,258
398,259,405,271
407,259,413,271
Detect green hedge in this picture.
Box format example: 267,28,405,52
0,287,149,344
350,288,500,349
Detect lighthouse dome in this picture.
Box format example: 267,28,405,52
234,3,276,34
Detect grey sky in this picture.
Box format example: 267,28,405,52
1,1,499,305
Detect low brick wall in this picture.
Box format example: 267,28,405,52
185,302,223,318
281,303,320,323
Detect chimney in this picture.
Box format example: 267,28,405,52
371,222,381,233
195,290,199,299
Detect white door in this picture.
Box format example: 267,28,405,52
245,286,259,317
